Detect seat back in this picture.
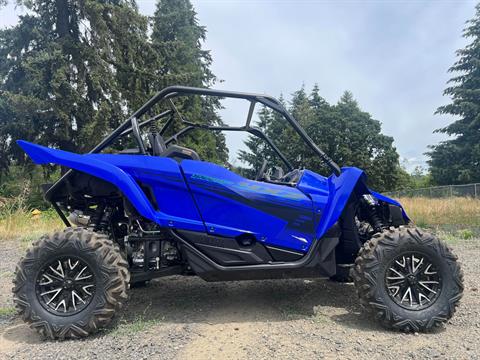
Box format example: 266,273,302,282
162,145,200,162
148,133,167,156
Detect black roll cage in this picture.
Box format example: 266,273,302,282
46,86,341,219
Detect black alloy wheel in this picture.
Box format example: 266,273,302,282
36,257,96,316
385,252,441,310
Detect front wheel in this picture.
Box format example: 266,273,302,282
13,227,129,339
352,226,463,332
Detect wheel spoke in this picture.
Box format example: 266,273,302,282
41,288,62,305
36,256,95,315
388,285,400,297
387,279,406,287
411,255,424,273
49,260,65,278
401,287,413,307
75,266,93,281
410,285,420,305
424,263,437,275
395,256,406,268
385,252,441,310
387,268,405,280
418,292,430,306
82,285,94,296
71,290,86,310
419,281,437,294
55,299,67,312
39,274,54,285
68,259,79,270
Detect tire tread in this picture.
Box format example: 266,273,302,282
351,226,464,332
12,227,129,340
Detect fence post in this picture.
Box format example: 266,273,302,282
450,185,453,197
475,183,478,199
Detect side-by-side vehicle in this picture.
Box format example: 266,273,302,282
14,86,463,339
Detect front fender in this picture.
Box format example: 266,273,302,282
316,167,366,239
316,168,410,239
370,190,410,222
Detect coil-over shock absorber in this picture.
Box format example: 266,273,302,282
363,194,383,233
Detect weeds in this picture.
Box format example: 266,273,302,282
111,315,160,336
0,306,17,317
0,196,63,241
1,196,478,244
395,197,480,243
398,197,480,227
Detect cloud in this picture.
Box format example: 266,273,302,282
2,0,476,171
182,1,475,170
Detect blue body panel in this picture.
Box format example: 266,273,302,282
297,168,365,239
17,141,205,232
181,161,315,251
17,140,407,253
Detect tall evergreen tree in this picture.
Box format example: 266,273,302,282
238,106,275,178
427,4,480,185
0,0,150,172
240,85,402,191
150,0,228,164
334,91,400,191
0,0,228,175
151,0,214,87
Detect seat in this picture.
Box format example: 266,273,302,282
149,132,200,161
148,132,167,156
161,144,200,162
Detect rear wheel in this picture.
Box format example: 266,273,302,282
13,227,129,339
352,226,463,332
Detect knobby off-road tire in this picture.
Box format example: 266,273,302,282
352,226,463,332
13,227,129,339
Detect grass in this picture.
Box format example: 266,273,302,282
1,196,478,243
0,306,17,317
0,197,63,242
397,197,480,227
395,197,480,244
111,314,160,336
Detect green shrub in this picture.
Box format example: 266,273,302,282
457,228,475,240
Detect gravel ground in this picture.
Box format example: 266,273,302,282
0,237,478,360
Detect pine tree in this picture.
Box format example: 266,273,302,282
151,0,214,88
305,84,340,173
238,106,275,178
150,0,228,164
0,0,150,172
427,4,480,185
240,85,402,191
332,91,401,190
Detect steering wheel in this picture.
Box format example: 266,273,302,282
131,117,146,155
255,159,268,181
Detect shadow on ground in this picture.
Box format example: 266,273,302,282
116,276,382,331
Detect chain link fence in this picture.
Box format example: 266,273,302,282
387,183,480,199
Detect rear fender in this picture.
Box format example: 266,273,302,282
17,140,157,222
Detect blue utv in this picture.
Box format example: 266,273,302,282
14,86,463,339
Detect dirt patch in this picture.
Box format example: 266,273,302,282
0,238,479,359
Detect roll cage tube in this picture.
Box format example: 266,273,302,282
165,124,294,172
131,117,146,155
44,86,341,206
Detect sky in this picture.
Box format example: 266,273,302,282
0,0,477,172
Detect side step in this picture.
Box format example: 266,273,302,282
172,229,339,282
